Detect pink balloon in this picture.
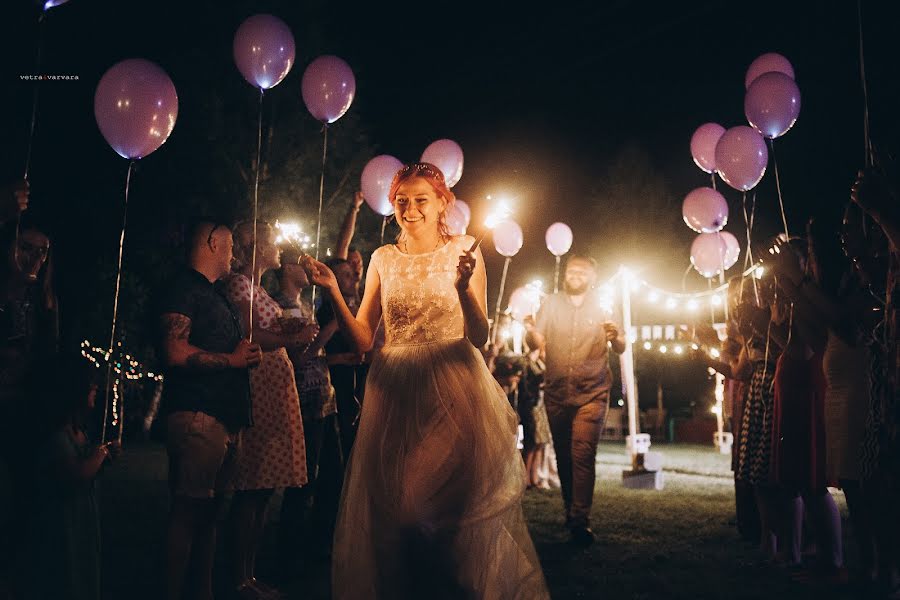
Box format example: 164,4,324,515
720,231,741,270
493,219,523,258
682,187,729,233
545,222,573,256
420,139,464,188
233,14,295,90
715,126,768,192
745,52,795,89
94,59,178,160
445,204,468,236
455,200,471,228
690,233,728,278
301,55,356,124
690,123,725,174
744,71,801,139
360,155,401,216
508,286,542,321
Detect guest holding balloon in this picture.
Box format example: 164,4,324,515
156,219,260,600
224,221,316,599
530,254,625,546
301,161,548,598
19,354,120,600
0,210,57,598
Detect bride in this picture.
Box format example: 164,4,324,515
302,162,549,599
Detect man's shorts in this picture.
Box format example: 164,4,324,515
166,411,240,499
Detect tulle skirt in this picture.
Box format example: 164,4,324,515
332,338,549,599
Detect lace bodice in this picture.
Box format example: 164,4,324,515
370,235,474,346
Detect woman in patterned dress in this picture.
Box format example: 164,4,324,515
225,221,319,598
302,163,549,599
735,282,782,561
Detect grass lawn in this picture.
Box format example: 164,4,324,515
100,441,860,599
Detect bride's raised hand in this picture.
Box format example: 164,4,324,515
300,256,338,291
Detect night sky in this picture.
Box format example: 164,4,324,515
6,0,899,353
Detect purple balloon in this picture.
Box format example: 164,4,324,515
545,222,573,256
744,71,801,139
455,200,471,228
301,55,356,124
40,0,70,9
233,14,296,90
690,233,728,278
445,203,468,236
493,219,523,258
421,139,464,188
745,52,795,89
94,59,178,159
715,126,768,192
360,155,402,216
720,231,741,270
682,187,729,233
690,123,725,174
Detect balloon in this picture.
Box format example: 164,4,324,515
744,71,801,139
360,155,401,216
233,14,296,90
421,139,464,188
445,203,468,236
745,52,795,89
720,231,741,270
682,187,729,233
493,219,523,257
455,200,471,228
690,233,728,278
40,0,70,9
301,55,355,123
690,123,725,174
714,126,768,192
508,286,542,321
94,59,178,160
545,222,573,256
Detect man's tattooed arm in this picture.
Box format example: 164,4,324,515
160,313,231,371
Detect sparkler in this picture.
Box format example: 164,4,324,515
468,199,513,252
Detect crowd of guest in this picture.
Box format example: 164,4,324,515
705,166,899,596
1,157,898,599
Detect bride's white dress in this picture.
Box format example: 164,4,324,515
332,235,550,599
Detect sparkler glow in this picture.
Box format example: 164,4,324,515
469,199,514,251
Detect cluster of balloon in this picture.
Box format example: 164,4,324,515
93,57,179,442
545,222,573,292
686,52,800,279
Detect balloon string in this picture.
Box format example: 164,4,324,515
491,257,512,347
857,0,873,167
710,172,717,191
554,255,561,294
380,215,388,244
311,124,329,306
681,263,693,292
249,88,264,343
740,192,759,305
16,13,47,279
101,159,135,443
768,138,790,239
23,12,46,182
